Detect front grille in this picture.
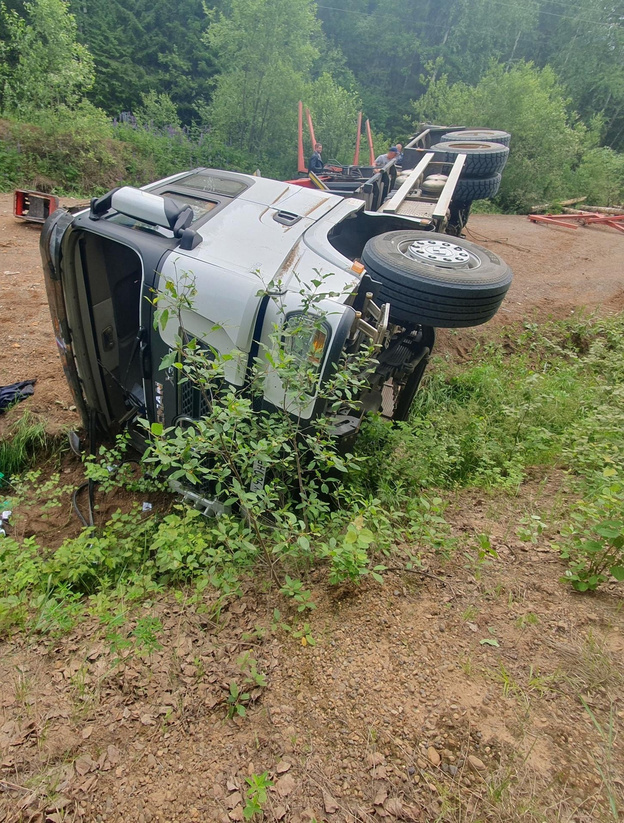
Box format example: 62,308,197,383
180,379,194,417
177,342,217,420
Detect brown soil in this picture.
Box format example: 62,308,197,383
1,198,623,822
0,195,85,437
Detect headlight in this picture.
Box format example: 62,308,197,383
284,314,329,374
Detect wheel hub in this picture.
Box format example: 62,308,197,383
403,239,472,268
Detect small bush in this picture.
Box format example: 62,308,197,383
574,147,624,206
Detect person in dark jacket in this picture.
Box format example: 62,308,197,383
309,142,323,175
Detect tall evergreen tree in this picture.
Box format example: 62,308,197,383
69,0,218,120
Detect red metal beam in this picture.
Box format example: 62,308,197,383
365,119,374,166
605,220,624,233
353,111,362,166
528,214,579,229
583,214,624,224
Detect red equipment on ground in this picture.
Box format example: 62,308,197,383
14,190,59,224
528,211,624,234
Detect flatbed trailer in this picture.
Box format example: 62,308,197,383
291,123,510,236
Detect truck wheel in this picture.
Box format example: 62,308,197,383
361,231,512,328
430,141,509,177
454,173,501,202
441,129,511,147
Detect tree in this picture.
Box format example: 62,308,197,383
545,0,624,150
205,0,321,174
413,62,589,211
66,0,218,120
0,0,94,113
68,0,149,116
135,91,181,131
318,0,538,136
304,73,361,163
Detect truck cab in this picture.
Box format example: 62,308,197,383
41,167,512,446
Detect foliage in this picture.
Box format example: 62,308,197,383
68,0,216,122
3,303,624,640
319,0,537,136
557,373,624,590
144,268,385,586
204,0,364,177
244,771,273,820
0,107,123,194
558,491,624,592
205,0,319,176
0,270,392,635
354,314,624,497
413,62,591,212
279,575,316,612
0,412,48,479
226,653,267,719
134,91,181,131
574,147,624,207
0,0,94,114
544,0,624,154
0,111,249,194
304,73,362,166
83,432,165,494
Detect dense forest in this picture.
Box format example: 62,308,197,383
0,0,623,209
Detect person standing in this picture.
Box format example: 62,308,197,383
309,142,324,175
374,146,399,167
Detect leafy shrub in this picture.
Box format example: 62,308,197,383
144,270,387,586
559,488,624,592
574,147,624,206
413,61,598,212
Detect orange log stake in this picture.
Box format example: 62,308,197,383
365,119,374,166
353,111,362,166
305,108,316,149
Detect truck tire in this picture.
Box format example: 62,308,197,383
430,141,509,177
453,173,501,202
361,231,512,328
441,129,511,147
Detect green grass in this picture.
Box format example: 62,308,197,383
1,312,623,638
355,313,624,495
0,412,48,479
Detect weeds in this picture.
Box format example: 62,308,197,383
558,483,624,591
2,310,624,641
226,654,267,719
244,771,273,820
580,700,622,821
0,413,48,478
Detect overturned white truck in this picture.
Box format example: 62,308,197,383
41,126,512,451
